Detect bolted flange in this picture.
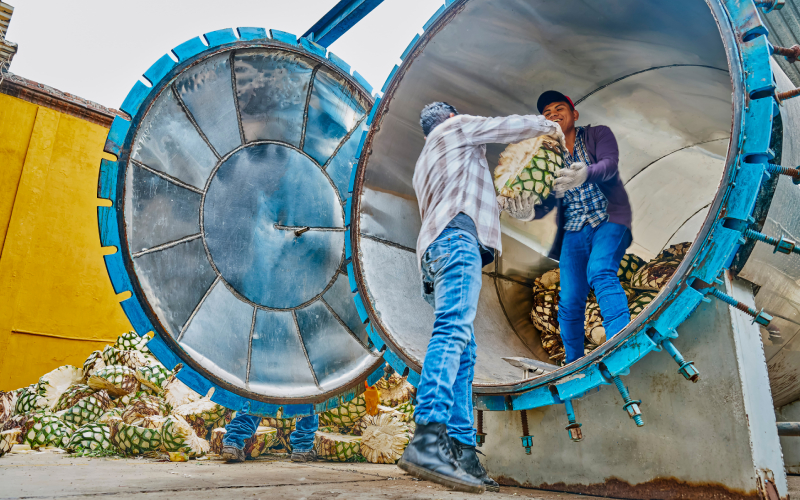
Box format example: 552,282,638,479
661,339,700,382
563,399,583,442
612,376,644,427
744,228,800,255
706,287,773,326
476,410,486,447
520,410,533,454
755,0,785,12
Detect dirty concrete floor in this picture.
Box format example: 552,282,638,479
0,452,592,500
1,452,799,500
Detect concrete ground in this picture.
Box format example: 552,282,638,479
0,452,601,500
1,452,798,500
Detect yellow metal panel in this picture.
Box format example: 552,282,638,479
0,94,37,255
0,95,131,390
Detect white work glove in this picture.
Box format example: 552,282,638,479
549,122,568,152
553,162,589,198
499,193,537,222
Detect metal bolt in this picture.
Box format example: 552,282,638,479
754,0,785,12
744,228,800,255
772,44,800,63
563,400,583,442
706,288,773,326
612,376,644,427
520,410,533,454
476,410,486,447
776,87,800,104
295,227,311,236
766,163,800,185
661,339,700,382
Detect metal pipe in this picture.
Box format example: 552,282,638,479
777,422,800,436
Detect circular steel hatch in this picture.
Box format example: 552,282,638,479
98,28,383,416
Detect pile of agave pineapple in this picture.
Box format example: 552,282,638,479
531,242,692,363
0,332,417,464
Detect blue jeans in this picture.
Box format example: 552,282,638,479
415,228,481,447
559,221,632,364
223,413,318,452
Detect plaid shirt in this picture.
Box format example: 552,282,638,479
413,114,556,269
562,127,609,231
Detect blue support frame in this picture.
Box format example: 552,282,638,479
302,0,386,48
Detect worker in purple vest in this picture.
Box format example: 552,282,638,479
503,90,633,364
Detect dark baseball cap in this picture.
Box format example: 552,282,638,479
537,90,575,114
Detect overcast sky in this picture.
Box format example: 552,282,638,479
4,0,443,109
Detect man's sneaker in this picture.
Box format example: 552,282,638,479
397,422,485,493
221,445,245,463
291,449,317,462
451,439,500,492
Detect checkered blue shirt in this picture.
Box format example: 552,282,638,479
562,127,608,231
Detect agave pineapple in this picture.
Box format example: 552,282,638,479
319,396,367,429
358,413,411,464
88,365,139,398
66,423,113,454
24,413,72,449
618,253,647,283
172,398,227,438
61,392,112,427
0,429,20,456
121,394,168,425
1,390,19,423
109,417,162,455
630,291,658,320
115,331,150,352
14,385,47,415
495,135,563,204
53,384,95,412
314,432,362,462
82,351,106,380
261,417,295,451
135,365,172,393
161,414,209,456
376,375,416,407
244,426,278,459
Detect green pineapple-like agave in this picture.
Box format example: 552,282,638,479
319,395,367,428
617,253,647,283
87,365,139,397
630,291,658,319
24,413,73,449
121,394,169,424
53,384,95,412
172,399,227,437
161,415,208,455
14,385,47,415
66,423,113,454
60,392,112,427
261,417,296,451
109,418,162,455
394,401,414,422
314,432,362,462
584,300,605,347
115,331,150,352
0,429,21,456
82,350,105,379
244,426,277,459
496,137,563,205
135,365,172,392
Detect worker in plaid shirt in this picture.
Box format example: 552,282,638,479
399,101,565,493
506,90,633,365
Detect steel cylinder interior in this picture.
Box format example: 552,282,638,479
353,0,734,386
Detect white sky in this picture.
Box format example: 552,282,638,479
4,0,444,109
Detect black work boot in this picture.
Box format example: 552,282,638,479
221,445,245,462
397,422,485,493
451,439,500,492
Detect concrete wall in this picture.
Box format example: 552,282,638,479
0,92,131,391
776,400,800,474
481,276,787,499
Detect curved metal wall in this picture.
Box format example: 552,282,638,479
346,0,788,413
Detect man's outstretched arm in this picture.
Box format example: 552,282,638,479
459,114,566,150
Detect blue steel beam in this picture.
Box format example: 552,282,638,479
303,0,386,48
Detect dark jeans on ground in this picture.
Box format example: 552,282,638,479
223,413,319,452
